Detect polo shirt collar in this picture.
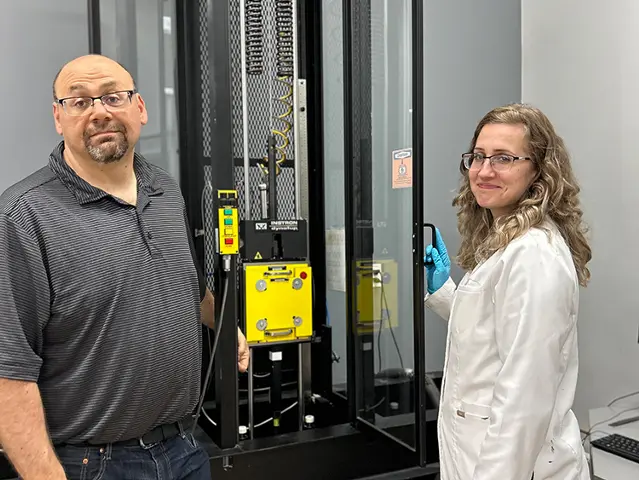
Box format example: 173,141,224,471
48,141,163,205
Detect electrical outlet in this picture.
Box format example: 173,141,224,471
372,263,382,287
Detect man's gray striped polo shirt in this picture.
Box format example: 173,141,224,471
0,141,206,445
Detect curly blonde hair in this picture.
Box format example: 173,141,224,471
453,103,592,286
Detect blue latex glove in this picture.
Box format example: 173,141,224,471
424,227,451,295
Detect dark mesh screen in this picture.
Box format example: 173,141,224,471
199,0,298,282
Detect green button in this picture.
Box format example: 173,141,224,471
224,208,232,215
224,218,233,225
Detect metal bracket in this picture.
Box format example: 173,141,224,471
295,79,309,221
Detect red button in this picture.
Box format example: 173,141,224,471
225,238,233,245
300,272,307,279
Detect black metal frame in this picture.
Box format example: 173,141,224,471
410,0,427,466
205,0,240,451
341,0,357,425
87,0,101,54
341,0,430,467
74,0,439,479
175,0,205,265
301,0,333,400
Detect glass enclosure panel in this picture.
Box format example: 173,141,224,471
321,0,349,392
351,0,415,448
100,0,180,182
322,0,417,449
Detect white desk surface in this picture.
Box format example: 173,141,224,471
589,406,639,480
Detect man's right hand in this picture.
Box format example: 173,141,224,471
0,379,67,480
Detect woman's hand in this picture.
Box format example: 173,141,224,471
424,227,451,294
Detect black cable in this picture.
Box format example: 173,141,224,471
191,274,230,435
581,406,639,446
381,281,405,371
608,390,639,408
377,309,383,373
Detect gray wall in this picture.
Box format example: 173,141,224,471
0,0,88,193
0,0,178,196
100,0,180,181
423,0,522,371
522,0,639,427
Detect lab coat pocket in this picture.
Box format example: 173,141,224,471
451,284,485,339
534,414,584,479
454,401,491,475
457,401,491,422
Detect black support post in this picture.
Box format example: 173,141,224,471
175,0,205,267
411,0,428,467
207,0,238,450
301,0,332,398
342,0,357,425
87,0,101,54
343,0,375,425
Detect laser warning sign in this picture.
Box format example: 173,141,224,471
392,148,412,189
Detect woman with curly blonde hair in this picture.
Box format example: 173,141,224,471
424,104,592,480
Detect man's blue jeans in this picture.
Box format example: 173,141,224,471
56,431,210,480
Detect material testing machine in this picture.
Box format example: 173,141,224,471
176,1,442,479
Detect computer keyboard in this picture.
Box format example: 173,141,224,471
591,433,639,464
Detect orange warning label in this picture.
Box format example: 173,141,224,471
392,148,412,189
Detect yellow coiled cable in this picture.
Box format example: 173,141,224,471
260,75,294,176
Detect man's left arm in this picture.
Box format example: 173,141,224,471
200,287,215,329
472,244,576,480
199,286,248,372
183,206,248,371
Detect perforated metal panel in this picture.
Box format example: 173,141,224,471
200,0,299,281
229,0,244,160
199,0,211,158
230,0,296,164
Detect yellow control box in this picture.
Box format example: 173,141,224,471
243,262,313,344
356,259,398,335
217,190,239,255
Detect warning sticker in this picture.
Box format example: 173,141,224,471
391,148,413,189
254,252,262,259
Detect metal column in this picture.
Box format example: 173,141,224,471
411,0,428,465
207,0,239,450
87,0,101,54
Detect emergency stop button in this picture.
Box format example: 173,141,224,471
225,238,233,245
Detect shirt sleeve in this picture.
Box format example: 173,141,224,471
0,214,50,382
182,206,207,302
472,239,577,480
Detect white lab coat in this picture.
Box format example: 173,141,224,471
425,221,590,480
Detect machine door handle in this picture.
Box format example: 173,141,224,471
265,329,293,337
264,270,293,276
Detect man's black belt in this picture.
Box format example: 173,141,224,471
116,416,194,447
118,417,192,447
62,416,195,448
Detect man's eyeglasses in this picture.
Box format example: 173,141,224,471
56,90,136,116
461,152,531,172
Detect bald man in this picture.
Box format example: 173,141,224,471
0,54,248,480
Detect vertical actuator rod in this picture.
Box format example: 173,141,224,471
259,183,268,220
270,347,283,433
267,135,278,221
